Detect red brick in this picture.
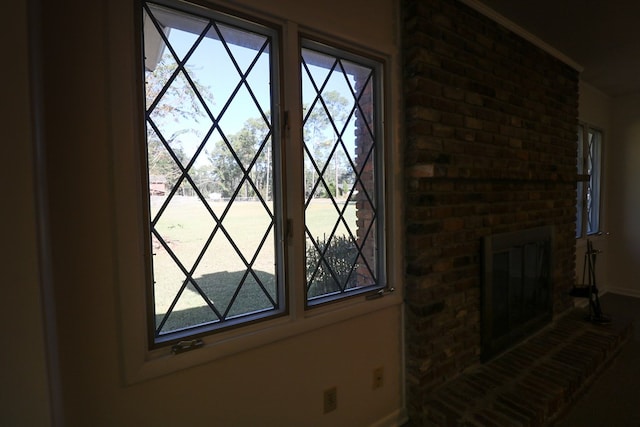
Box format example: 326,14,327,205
403,0,580,422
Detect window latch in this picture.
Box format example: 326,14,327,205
366,287,395,300
171,339,204,355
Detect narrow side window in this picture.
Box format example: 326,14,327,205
300,40,386,306
576,124,602,238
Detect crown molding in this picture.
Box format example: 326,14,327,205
459,0,584,72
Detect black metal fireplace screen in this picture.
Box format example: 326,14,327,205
481,226,553,361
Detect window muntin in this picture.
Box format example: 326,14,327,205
576,125,602,238
142,1,284,344
301,41,385,305
140,1,387,348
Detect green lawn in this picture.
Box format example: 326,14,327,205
151,196,357,335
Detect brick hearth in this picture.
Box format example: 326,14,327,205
409,308,632,426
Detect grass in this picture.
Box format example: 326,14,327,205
151,196,357,335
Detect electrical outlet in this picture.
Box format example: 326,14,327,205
323,387,337,413
373,367,384,389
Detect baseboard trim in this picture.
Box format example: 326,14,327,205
368,408,408,427
605,287,640,299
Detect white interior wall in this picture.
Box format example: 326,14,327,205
39,0,405,426
1,1,53,425
579,81,640,299
606,93,640,297
575,82,612,294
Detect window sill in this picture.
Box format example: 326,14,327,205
122,289,402,384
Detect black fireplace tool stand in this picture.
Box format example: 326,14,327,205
570,239,611,324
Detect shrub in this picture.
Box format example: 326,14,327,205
306,234,359,298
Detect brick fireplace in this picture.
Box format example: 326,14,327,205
402,0,578,422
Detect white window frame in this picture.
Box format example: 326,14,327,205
109,0,401,383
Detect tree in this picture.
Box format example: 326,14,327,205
145,52,213,192
147,134,187,189
207,116,271,199
145,53,211,120
191,164,216,196
303,90,350,199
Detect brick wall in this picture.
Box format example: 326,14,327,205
402,0,579,421
355,74,375,286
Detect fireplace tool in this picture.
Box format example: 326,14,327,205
570,239,611,324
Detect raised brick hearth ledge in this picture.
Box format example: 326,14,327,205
413,308,632,426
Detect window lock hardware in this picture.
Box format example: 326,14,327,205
366,287,395,300
171,339,204,355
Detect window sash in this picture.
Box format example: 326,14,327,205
300,38,386,307
576,124,602,238
141,0,286,346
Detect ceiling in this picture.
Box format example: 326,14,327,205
478,0,640,98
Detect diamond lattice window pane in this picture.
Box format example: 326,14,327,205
152,237,188,316
227,275,276,318
147,66,213,169
193,233,247,317
302,44,381,303
225,199,273,252
153,181,217,271
144,2,280,340
146,127,182,199
305,198,340,242
157,281,220,335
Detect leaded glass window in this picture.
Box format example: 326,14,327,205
576,125,602,238
142,1,283,344
301,41,385,305
140,0,387,347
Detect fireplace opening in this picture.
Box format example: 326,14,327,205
481,226,553,361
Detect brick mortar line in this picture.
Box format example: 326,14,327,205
429,310,629,424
